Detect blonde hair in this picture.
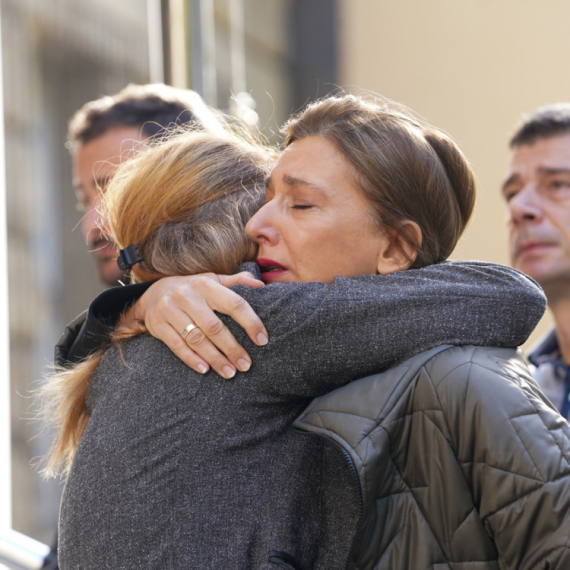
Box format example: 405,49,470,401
41,128,275,477
284,95,477,267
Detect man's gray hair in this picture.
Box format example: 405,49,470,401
510,103,570,148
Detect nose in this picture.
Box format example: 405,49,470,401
245,201,279,246
507,185,544,226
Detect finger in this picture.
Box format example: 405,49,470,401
218,271,265,289
142,275,266,375
179,320,240,379
176,299,252,375
154,323,211,375
154,302,248,376
204,286,269,348
146,306,213,374
144,283,246,377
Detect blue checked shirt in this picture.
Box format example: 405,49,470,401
529,328,570,421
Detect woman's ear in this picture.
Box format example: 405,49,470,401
376,221,422,274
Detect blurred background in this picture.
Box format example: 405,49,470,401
0,0,567,546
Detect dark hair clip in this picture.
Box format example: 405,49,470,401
117,244,144,271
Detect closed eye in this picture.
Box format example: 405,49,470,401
291,204,314,210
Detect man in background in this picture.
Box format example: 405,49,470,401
68,83,223,286
502,103,570,420
41,83,222,570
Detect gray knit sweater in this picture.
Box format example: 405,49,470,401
58,261,545,570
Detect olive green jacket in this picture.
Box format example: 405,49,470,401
295,345,570,570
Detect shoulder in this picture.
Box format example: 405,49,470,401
423,345,530,390
425,345,550,413
91,335,203,406
55,310,88,366
295,345,541,439
97,334,193,378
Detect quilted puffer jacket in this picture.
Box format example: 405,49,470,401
295,344,570,570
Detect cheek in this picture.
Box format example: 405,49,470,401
297,224,338,253
300,227,356,270
81,206,98,236
281,225,333,277
505,203,517,224
561,219,570,248
506,221,517,242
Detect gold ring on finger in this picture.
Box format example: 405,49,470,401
181,323,199,340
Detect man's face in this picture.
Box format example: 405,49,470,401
502,134,570,297
73,126,142,286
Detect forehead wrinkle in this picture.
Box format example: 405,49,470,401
282,174,327,194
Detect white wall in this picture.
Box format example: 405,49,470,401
339,0,570,345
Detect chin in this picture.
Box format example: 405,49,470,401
518,262,565,286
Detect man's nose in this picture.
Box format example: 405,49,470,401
81,201,104,243
508,185,543,225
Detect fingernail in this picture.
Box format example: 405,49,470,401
223,365,236,379
197,364,208,374
257,333,268,346
237,359,251,372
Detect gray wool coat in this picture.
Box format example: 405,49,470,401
57,261,545,570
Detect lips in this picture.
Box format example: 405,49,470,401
256,257,288,283
515,240,557,258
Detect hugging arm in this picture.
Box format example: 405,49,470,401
54,271,267,375
228,261,546,397
56,261,545,396
55,280,156,367
125,261,545,387
132,272,267,378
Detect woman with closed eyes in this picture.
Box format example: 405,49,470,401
45,96,570,570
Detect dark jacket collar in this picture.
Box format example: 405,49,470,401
528,327,561,366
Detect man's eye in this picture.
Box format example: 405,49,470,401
503,189,518,202
291,204,313,210
550,180,570,190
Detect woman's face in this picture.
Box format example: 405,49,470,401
245,136,396,284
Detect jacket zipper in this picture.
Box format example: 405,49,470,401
295,429,364,570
